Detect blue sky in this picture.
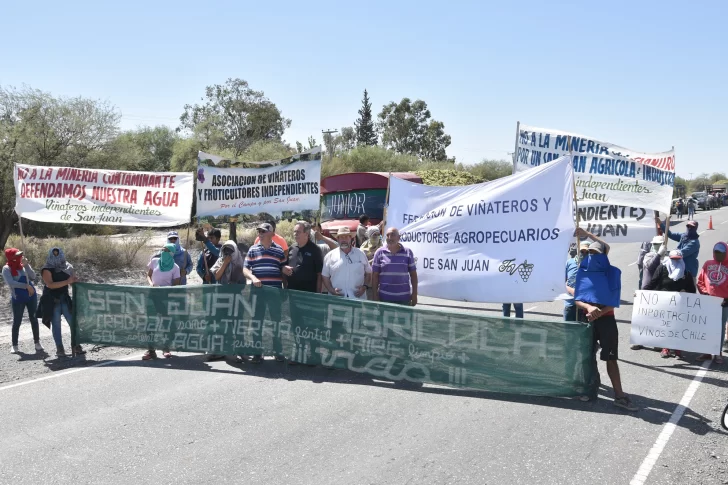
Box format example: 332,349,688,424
2,0,725,178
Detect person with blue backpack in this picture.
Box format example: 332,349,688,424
3,248,43,354
574,228,638,411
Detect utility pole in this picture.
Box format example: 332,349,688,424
322,128,338,162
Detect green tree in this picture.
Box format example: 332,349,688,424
178,78,291,157
0,85,120,248
355,89,377,146
467,159,513,182
377,98,451,161
114,126,178,172
710,172,727,183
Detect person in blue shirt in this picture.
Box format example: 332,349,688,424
195,227,222,284
657,216,700,280
564,241,589,321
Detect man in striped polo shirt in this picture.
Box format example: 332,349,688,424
242,222,287,364
371,228,418,306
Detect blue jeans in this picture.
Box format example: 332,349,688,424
688,208,695,219
11,297,40,346
503,303,524,318
52,300,74,348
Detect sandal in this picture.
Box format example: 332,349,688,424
142,350,157,360
72,345,86,356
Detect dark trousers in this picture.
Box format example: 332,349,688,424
11,297,40,346
502,303,524,318
250,287,282,356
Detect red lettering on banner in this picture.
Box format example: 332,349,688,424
19,183,86,200
634,156,675,172
143,191,179,207
91,187,138,204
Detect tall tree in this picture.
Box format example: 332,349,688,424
355,89,377,146
114,126,178,172
377,98,451,161
0,85,120,249
178,78,291,157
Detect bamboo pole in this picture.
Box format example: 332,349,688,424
567,135,581,262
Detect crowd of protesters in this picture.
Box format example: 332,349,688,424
4,207,728,414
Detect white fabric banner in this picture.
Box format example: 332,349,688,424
196,160,321,217
577,201,658,244
13,164,193,226
388,156,575,303
631,291,723,355
515,123,675,214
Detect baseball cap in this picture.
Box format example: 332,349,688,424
714,242,727,253
668,249,683,259
256,223,273,233
167,231,180,239
589,241,605,253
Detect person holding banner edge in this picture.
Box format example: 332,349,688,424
574,230,638,411
195,227,222,284
657,216,700,283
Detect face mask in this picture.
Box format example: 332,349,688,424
222,247,234,257
652,244,661,253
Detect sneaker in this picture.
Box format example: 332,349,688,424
630,344,644,350
34,342,44,352
234,355,246,364
72,345,86,356
249,355,263,364
142,350,157,361
660,348,671,358
614,395,639,412
10,345,19,354
56,346,66,357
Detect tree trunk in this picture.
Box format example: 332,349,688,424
0,211,17,251
229,222,237,242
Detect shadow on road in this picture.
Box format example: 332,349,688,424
101,353,726,437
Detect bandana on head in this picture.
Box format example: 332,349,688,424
158,243,176,272
4,248,23,277
44,247,73,275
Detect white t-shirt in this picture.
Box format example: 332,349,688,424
147,258,181,287
322,247,371,300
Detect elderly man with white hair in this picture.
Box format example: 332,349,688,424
321,227,372,299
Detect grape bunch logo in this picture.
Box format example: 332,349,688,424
499,259,535,282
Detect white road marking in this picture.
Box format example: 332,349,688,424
524,306,538,312
0,353,145,393
722,220,727,225
699,231,707,235
629,360,712,485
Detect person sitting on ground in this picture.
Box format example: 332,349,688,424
195,228,222,284
38,247,83,358
3,248,43,354
643,249,696,358
658,216,700,282
574,232,638,411
143,243,180,361
696,242,728,364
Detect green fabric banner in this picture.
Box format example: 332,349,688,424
73,283,597,397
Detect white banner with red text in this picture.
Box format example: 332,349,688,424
515,123,675,214
13,164,193,226
195,160,321,217
387,155,575,303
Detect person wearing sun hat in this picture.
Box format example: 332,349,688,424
644,249,697,358
321,226,371,300
696,242,728,364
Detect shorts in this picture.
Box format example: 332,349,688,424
592,314,618,361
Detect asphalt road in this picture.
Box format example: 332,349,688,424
2,208,727,484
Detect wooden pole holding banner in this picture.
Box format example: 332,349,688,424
567,135,582,262
661,146,676,249
381,172,392,233
17,216,27,253
512,121,520,175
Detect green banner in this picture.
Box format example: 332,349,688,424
73,283,597,397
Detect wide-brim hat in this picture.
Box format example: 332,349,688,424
335,227,353,238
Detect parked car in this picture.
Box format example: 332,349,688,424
691,192,709,210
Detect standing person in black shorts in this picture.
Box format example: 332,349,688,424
575,235,638,412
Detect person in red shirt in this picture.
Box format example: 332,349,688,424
696,242,728,364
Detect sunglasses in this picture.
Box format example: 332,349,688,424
257,229,268,234
168,237,179,241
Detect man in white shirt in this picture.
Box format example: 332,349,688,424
322,227,372,299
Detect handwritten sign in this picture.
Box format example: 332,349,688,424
195,160,321,217
515,124,675,214
387,155,575,303
73,283,597,398
13,164,194,226
631,290,723,354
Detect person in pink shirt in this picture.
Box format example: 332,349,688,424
696,242,728,364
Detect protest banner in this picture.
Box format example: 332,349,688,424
13,164,194,226
514,123,675,214
195,160,321,217
73,283,597,397
386,155,575,303
577,201,658,243
631,290,723,355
